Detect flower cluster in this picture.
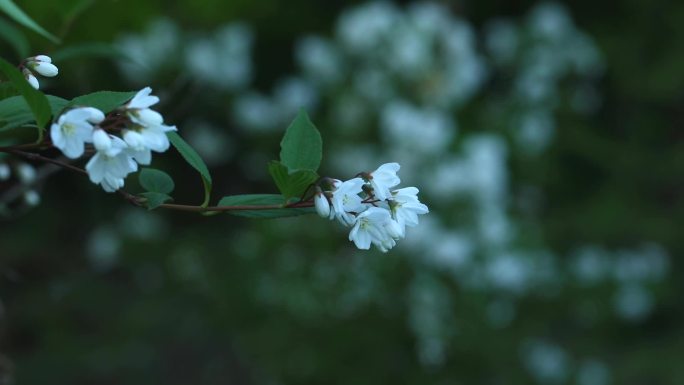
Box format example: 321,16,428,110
50,87,177,192
315,162,428,252
22,55,58,89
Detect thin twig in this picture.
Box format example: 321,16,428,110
1,147,315,213
5,149,86,175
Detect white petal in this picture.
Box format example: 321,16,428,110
123,130,145,148
85,153,105,183
129,148,151,165
130,108,163,126
127,87,159,109
83,107,105,123
63,108,93,122
92,130,112,152
50,123,65,148
62,137,84,158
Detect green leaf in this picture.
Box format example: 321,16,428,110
167,131,212,207
0,0,59,43
139,192,172,210
52,42,129,63
268,160,318,200
217,194,314,219
139,168,174,194
68,90,137,113
48,95,69,116
0,57,52,128
0,82,18,99
0,17,29,58
0,95,68,131
279,108,322,172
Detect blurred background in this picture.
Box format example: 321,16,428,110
1,0,683,383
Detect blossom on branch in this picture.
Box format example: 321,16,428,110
86,135,138,193
125,87,177,152
47,87,177,192
317,162,428,252
50,107,103,159
365,162,400,200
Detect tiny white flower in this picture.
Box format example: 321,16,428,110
85,136,138,192
124,87,177,153
15,163,36,184
23,190,41,206
331,177,366,226
0,163,10,181
314,188,332,219
389,186,429,236
348,207,395,251
23,68,39,89
126,87,160,109
367,162,401,201
51,108,99,159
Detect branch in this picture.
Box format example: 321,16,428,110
1,147,314,213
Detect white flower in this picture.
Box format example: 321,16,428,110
314,188,332,219
330,178,366,226
125,87,177,153
85,136,138,192
131,122,177,152
15,163,36,184
367,162,400,201
126,87,160,109
389,187,429,236
23,68,39,89
0,163,10,181
348,207,396,252
51,108,102,158
23,190,40,206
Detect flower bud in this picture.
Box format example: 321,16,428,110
29,61,58,77
314,188,332,219
23,69,39,89
32,55,52,63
